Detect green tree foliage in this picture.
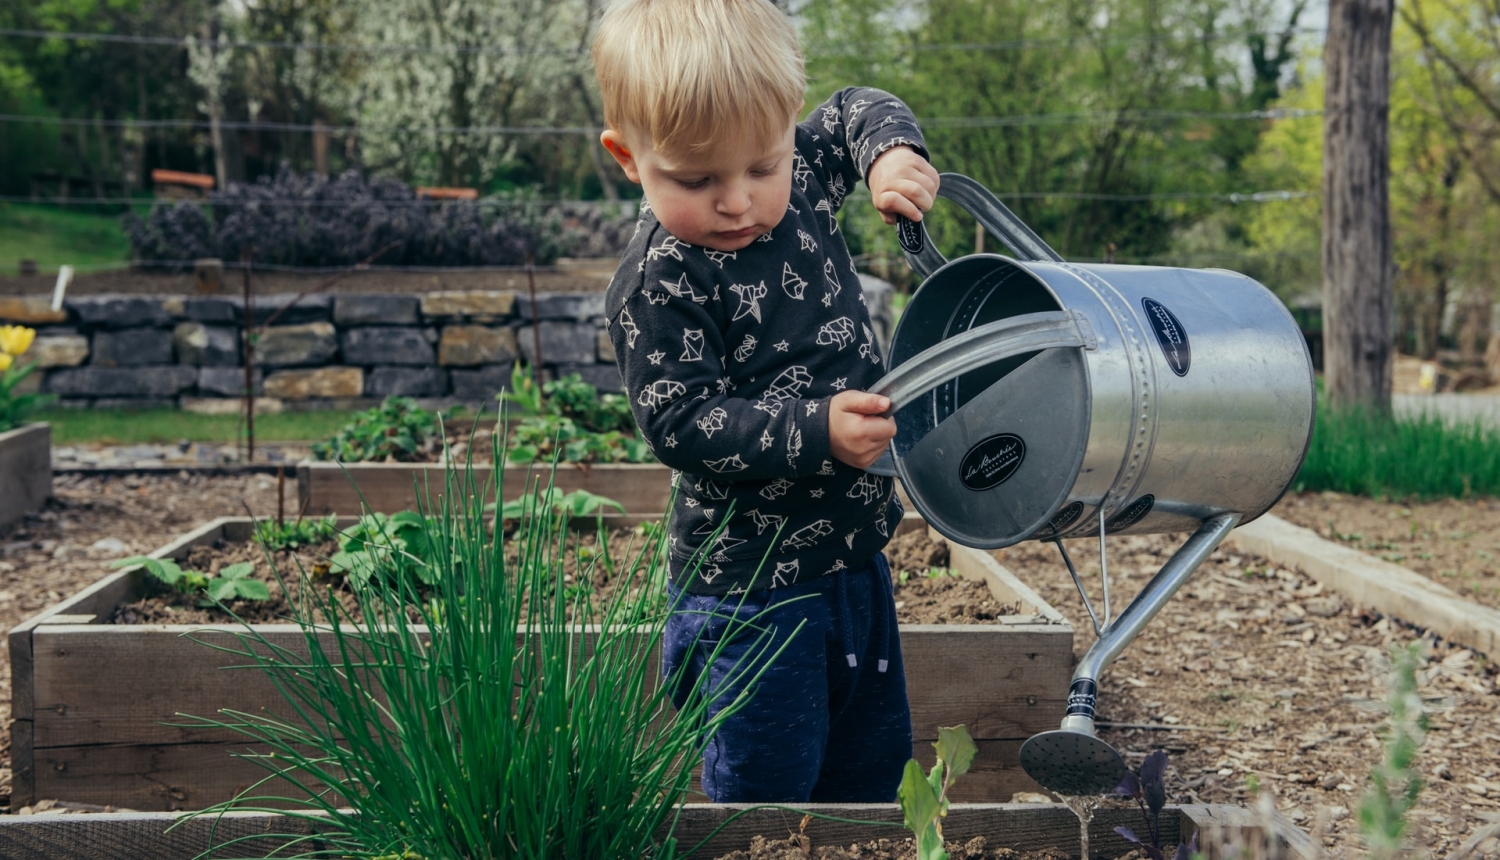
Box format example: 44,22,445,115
1242,3,1500,336
795,0,1309,266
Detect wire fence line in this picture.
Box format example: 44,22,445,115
0,107,1321,137
0,24,1327,57
1,190,1314,208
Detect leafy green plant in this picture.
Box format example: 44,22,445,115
1359,642,1428,860
1114,749,1197,860
499,363,654,464
177,461,789,859
1295,399,1500,499
310,397,447,463
110,557,271,606
0,325,55,433
327,511,438,588
254,515,339,551
897,724,976,860
495,486,625,524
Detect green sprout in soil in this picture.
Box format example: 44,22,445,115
897,724,976,860
110,557,271,606
1360,642,1428,860
254,515,338,551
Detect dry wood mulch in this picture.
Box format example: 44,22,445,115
994,521,1500,860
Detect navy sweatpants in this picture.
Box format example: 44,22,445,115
660,553,912,803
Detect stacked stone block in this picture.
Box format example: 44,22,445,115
0,280,895,410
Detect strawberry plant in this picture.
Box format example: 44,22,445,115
110,557,271,606
500,364,654,464
310,397,448,463
897,724,976,860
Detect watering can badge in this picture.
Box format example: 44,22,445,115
866,174,1316,796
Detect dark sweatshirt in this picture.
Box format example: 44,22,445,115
604,87,927,596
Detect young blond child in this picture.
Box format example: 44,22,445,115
593,0,938,803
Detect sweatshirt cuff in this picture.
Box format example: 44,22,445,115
785,395,833,477
858,132,930,180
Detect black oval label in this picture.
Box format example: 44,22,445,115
959,433,1025,491
1106,494,1155,531
1040,501,1086,537
1141,298,1190,377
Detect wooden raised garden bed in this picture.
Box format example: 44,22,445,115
297,460,674,516
9,514,1072,811
0,803,1315,860
0,422,51,530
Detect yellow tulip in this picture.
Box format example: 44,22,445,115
0,352,12,372
0,325,36,356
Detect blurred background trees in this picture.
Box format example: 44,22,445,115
0,0,1496,363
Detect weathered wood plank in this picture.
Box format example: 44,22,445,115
0,810,330,860
298,461,676,516
0,422,50,531
1180,803,1320,860
32,624,1067,747
0,804,1292,860
1227,513,1500,658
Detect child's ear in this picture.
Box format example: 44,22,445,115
600,129,642,184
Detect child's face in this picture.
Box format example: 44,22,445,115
602,123,796,252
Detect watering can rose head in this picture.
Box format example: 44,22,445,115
0,326,37,359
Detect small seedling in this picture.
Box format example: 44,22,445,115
111,557,270,606
897,724,976,860
1114,749,1197,860
255,515,338,551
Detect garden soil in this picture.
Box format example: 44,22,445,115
104,518,1011,627
0,475,1498,860
712,834,1075,860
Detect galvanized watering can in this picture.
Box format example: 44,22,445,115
867,174,1315,796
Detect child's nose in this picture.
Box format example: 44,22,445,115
717,184,752,217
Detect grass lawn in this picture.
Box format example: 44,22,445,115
0,202,138,274
39,408,361,446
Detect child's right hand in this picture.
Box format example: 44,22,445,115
828,390,896,470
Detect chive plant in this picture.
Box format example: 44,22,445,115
182,454,789,859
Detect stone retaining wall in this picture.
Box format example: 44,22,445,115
0,278,894,412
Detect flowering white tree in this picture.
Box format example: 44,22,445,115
350,0,592,187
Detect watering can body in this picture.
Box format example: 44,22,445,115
877,176,1316,550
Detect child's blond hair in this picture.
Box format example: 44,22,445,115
592,0,805,154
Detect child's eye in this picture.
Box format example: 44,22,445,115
752,167,779,178
677,178,710,190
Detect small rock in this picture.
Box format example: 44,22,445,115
90,538,129,554
1010,792,1053,803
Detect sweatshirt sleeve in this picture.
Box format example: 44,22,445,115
607,244,833,481
800,87,929,214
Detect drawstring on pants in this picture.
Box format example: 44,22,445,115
833,559,893,673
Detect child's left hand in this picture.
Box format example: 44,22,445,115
866,146,940,225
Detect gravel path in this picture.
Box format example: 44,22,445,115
2,475,1498,860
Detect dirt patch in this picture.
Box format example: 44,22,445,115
1274,491,1500,608
101,523,1007,627
713,834,1076,860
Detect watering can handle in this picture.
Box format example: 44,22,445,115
870,309,1095,417
895,173,1064,278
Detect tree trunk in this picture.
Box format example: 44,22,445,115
1322,0,1394,412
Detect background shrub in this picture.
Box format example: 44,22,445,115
123,166,636,270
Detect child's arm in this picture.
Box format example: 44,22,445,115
608,250,833,481
802,87,939,222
